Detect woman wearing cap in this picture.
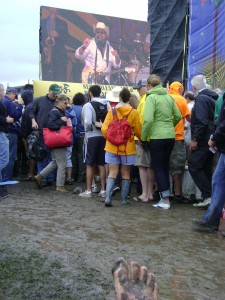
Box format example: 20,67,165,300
141,75,182,210
102,87,141,207
75,22,121,85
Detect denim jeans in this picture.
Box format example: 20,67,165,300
0,132,9,182
202,153,225,227
37,149,56,182
2,133,17,181
149,139,175,198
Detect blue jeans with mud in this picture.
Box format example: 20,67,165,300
202,153,225,227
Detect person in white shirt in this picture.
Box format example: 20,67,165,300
75,22,121,84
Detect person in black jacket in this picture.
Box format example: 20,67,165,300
2,88,23,181
188,75,219,208
34,95,70,193
21,90,36,180
0,83,14,198
193,97,225,233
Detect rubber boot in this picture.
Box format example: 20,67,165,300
105,177,116,207
34,174,43,189
121,179,131,205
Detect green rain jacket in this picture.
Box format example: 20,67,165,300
141,84,182,140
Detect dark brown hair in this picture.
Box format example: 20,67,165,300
119,87,131,103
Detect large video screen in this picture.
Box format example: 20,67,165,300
40,6,150,86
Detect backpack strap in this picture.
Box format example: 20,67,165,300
112,107,118,121
112,107,133,120
124,108,133,120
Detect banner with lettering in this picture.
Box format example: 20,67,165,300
33,80,137,98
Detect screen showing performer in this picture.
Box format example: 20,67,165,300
40,6,150,85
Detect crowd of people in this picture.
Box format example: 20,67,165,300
0,74,225,236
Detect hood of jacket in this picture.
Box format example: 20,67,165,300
168,81,183,96
21,90,33,106
115,103,133,117
198,89,219,101
65,106,76,119
147,84,168,96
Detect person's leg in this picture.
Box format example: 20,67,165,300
37,149,56,184
2,133,17,181
173,174,182,196
188,142,213,199
138,166,149,201
160,139,175,203
120,164,131,205
147,168,155,201
170,140,186,198
98,165,106,192
80,137,95,196
194,153,225,231
34,150,57,189
0,132,9,180
96,136,107,196
81,136,102,196
77,136,86,182
112,257,160,300
150,139,174,206
86,164,94,192
54,148,67,189
65,146,73,184
72,139,79,181
105,163,120,206
0,132,9,198
28,158,36,178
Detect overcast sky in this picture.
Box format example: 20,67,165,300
0,0,148,89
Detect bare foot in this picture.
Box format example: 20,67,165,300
112,257,160,300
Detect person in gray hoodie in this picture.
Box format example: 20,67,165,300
79,85,110,198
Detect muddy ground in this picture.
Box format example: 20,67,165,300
0,180,225,300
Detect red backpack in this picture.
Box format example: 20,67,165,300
106,107,133,155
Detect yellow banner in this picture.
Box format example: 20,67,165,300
33,80,137,98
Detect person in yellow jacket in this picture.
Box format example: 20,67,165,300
133,79,155,203
101,87,142,207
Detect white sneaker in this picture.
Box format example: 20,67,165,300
194,197,211,207
98,190,106,198
92,184,99,193
79,190,92,198
153,199,170,210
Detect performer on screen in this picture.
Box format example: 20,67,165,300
75,22,121,84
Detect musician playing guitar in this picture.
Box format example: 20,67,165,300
75,22,121,84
